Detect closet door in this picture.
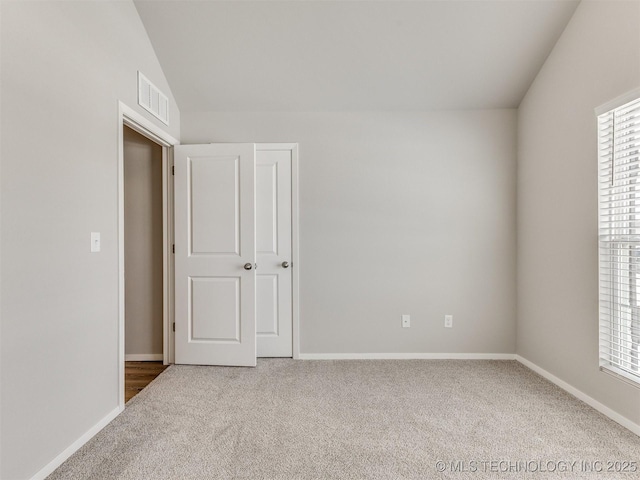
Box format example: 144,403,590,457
174,144,256,366
256,145,293,357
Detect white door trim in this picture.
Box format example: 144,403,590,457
255,143,300,359
117,101,179,410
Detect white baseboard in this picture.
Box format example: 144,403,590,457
298,353,516,360
125,354,163,361
30,405,122,480
515,355,640,437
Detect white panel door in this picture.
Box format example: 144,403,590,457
174,143,256,366
256,146,292,357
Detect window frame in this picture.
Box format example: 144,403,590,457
596,87,640,388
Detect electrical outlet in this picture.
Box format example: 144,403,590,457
444,315,453,328
402,314,411,328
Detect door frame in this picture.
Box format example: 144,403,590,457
117,101,179,409
256,143,301,359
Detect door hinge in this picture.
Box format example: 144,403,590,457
173,322,175,332
172,244,175,254
172,166,175,176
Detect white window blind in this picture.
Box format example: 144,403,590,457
598,96,640,384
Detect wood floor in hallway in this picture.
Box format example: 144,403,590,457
125,361,168,403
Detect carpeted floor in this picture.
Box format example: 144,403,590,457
49,360,640,479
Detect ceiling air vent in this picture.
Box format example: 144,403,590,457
138,71,169,125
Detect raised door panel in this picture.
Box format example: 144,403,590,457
190,277,240,342
256,162,278,256
190,156,239,255
257,275,278,336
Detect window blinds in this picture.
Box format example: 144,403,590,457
598,96,640,383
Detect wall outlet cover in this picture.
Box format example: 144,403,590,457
444,315,453,328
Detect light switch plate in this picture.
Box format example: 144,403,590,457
402,314,410,328
91,232,101,252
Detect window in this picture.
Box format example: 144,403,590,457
598,95,640,385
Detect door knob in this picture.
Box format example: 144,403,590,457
244,263,253,270
282,261,290,268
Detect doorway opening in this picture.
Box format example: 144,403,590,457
123,125,167,402
118,102,179,409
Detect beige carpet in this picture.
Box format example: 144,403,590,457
49,360,640,479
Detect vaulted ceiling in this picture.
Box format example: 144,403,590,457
134,0,580,112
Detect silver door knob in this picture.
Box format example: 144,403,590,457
282,261,290,268
243,263,253,270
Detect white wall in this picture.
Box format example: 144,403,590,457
183,110,517,355
124,127,164,357
0,1,180,478
518,0,640,426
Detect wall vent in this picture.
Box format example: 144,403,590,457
137,71,169,125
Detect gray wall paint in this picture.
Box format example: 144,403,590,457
183,110,517,355
124,127,164,357
0,1,180,478
517,0,640,425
